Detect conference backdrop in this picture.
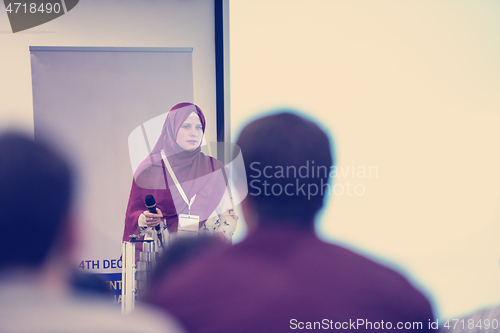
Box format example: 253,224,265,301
31,46,194,282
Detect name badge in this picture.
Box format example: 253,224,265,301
178,214,200,228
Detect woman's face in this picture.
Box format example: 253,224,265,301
176,115,203,151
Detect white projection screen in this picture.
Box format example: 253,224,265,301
30,46,194,279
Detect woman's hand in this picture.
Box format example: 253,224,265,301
143,208,163,228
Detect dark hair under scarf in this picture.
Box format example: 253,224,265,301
236,111,334,228
0,132,73,269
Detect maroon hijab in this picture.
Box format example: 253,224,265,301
123,103,227,240
150,103,206,168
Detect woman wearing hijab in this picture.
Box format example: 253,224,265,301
122,103,237,249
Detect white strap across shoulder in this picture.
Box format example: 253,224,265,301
161,149,197,214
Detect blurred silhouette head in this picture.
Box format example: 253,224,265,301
236,111,334,229
0,132,74,271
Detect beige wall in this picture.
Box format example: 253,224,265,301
0,0,219,274
0,0,217,143
230,0,500,320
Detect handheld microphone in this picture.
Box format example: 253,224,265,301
145,194,163,247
